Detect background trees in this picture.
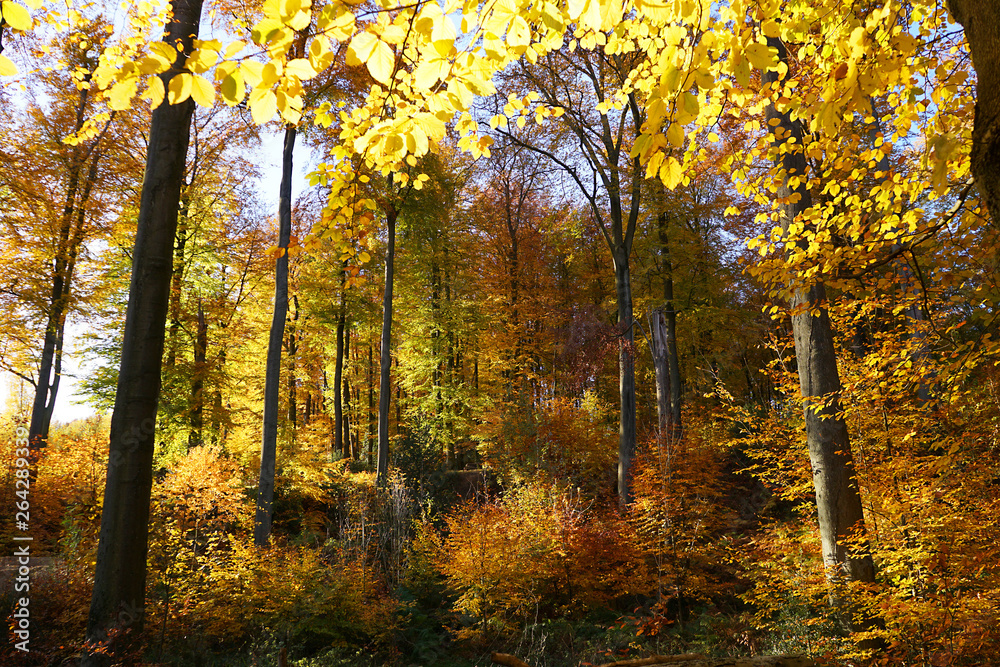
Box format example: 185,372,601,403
2,0,999,665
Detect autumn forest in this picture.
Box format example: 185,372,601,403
1,0,999,665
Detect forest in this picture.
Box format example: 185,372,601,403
1,0,998,665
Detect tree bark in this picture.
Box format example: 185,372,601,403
376,206,397,486
947,0,1000,222
614,247,636,507
253,124,296,548
764,39,876,603
190,299,207,448
29,89,103,450
334,267,346,457
343,318,352,457
82,0,203,660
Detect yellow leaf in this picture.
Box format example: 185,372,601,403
285,58,316,81
150,42,179,65
142,76,165,108
347,31,377,67
108,78,138,110
1,1,32,31
667,122,684,147
186,48,218,74
191,74,215,107
221,71,245,105
249,88,277,124
168,73,193,105
225,40,246,58
0,54,18,76
507,15,530,50
286,9,311,31
659,155,683,189
262,61,282,86
745,42,777,71
366,40,395,85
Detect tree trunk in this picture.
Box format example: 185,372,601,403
286,296,299,429
368,343,375,462
947,0,1000,221
29,90,102,450
764,39,876,604
83,0,203,660
253,124,295,548
190,299,207,448
334,267,346,457
376,207,397,486
654,210,682,442
614,247,636,508
165,206,188,368
343,318,352,458
650,308,671,440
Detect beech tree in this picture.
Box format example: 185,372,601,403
253,125,296,545
762,38,876,610
495,44,645,506
83,0,205,660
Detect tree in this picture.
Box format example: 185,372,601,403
253,124,296,546
761,38,877,616
496,43,645,506
83,0,205,660
946,0,1000,222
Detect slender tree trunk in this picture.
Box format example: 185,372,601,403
343,319,352,457
83,0,204,660
651,308,671,439
165,206,188,368
614,247,636,508
190,299,207,448
377,208,397,486
29,90,101,450
254,124,296,548
334,267,346,457
286,297,298,429
368,343,375,461
764,39,876,606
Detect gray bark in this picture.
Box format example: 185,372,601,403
948,0,1000,221
376,207,397,486
764,39,876,600
334,267,346,457
253,124,296,547
82,0,204,660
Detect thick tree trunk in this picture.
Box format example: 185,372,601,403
376,208,397,486
948,0,1000,221
614,247,636,508
253,124,296,548
82,0,203,660
764,39,876,603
